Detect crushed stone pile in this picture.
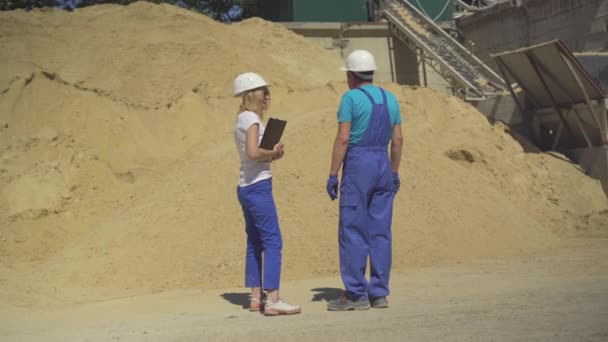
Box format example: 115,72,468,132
0,2,607,308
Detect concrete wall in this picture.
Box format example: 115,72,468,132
280,22,451,93
391,32,420,85
282,22,406,83
575,54,608,93
584,0,608,51
473,91,524,126
456,0,607,67
417,59,452,94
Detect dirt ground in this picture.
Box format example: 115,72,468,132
1,238,607,341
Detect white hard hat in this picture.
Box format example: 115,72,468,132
340,49,378,72
233,72,269,96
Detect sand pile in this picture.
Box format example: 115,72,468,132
0,2,607,308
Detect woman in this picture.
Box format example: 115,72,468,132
232,72,301,316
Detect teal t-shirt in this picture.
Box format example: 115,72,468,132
337,84,402,146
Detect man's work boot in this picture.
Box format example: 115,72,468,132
327,294,371,311
370,296,389,309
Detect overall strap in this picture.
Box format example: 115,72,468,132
380,88,387,106
356,87,376,105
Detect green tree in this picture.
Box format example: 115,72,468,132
1,0,243,22
75,0,238,21
75,0,171,7
1,0,60,10
180,0,233,20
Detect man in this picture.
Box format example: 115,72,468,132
326,49,403,311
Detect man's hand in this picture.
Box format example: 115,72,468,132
392,172,400,193
326,175,339,200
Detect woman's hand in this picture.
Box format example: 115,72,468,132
272,143,284,161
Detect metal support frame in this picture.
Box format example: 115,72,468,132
494,58,532,123
603,100,608,141
394,0,502,84
524,50,576,143
493,57,541,108
454,0,492,12
454,0,476,11
551,119,564,150
382,0,505,102
548,108,595,149
524,51,603,146
386,17,484,101
571,108,594,148
492,42,608,150
560,53,608,145
387,36,396,83
547,108,594,149
418,56,428,87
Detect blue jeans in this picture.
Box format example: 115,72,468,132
237,178,283,290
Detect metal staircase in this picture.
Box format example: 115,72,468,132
382,0,506,101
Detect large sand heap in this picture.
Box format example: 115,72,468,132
0,2,607,308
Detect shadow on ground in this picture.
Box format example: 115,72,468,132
220,292,249,309
310,287,342,302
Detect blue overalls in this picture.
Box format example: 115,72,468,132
339,87,395,301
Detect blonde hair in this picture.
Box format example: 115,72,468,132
239,89,267,118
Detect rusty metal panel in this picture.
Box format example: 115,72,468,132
492,40,605,109
491,40,608,150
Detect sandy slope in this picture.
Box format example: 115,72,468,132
0,2,607,309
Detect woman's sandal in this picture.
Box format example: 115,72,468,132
249,293,266,312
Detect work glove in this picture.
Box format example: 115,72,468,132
392,172,400,193
326,175,339,201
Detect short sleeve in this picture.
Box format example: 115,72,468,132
337,93,355,123
238,111,262,132
387,92,403,125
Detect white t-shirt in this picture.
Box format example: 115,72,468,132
234,111,272,187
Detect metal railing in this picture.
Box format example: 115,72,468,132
382,0,506,100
